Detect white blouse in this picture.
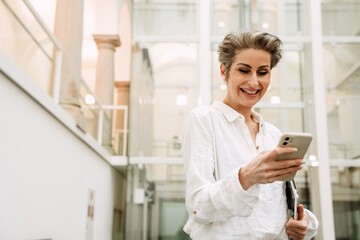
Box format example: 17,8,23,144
182,101,319,240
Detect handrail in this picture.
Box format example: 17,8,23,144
22,0,62,51
21,0,63,103
20,0,63,103
2,0,63,103
80,79,128,157
1,0,52,61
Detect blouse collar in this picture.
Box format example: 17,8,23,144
212,101,266,132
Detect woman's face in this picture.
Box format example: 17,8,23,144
222,48,271,110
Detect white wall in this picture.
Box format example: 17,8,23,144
0,71,125,240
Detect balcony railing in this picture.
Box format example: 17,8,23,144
0,0,128,164
80,79,128,157
0,0,62,101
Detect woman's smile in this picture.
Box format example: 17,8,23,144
239,87,261,96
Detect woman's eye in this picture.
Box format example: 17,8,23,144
258,72,268,75
239,69,249,73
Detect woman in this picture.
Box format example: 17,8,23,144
182,31,319,240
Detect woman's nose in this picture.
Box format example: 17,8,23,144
248,73,259,87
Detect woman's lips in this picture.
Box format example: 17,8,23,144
240,88,260,95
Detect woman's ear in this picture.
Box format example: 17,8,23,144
220,64,226,80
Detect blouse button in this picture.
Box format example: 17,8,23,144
256,146,259,150
193,210,197,215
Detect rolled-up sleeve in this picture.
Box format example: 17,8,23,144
182,111,260,224
304,209,319,240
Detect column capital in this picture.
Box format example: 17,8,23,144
93,34,121,51
115,81,130,89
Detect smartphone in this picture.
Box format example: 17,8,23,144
276,132,313,181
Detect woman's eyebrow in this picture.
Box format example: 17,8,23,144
258,65,270,69
236,63,270,69
237,63,252,68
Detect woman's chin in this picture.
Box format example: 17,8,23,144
236,96,260,108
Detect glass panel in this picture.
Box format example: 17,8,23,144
322,0,360,36
159,200,189,240
333,201,360,240
211,0,305,37
129,43,198,157
153,87,197,157
129,48,155,157
324,43,360,160
79,84,100,138
133,1,197,37
79,81,128,156
256,0,304,36
322,0,360,234
211,0,242,36
2,0,54,59
0,0,54,95
256,108,304,132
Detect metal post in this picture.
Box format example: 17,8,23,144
98,108,104,145
52,48,62,104
142,193,148,240
197,0,211,105
123,106,128,157
308,0,335,238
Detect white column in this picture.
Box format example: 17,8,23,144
308,0,335,239
54,0,86,132
93,34,120,149
197,0,211,105
93,34,121,105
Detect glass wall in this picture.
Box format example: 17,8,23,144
322,0,360,238
133,0,197,38
128,0,200,238
127,0,360,239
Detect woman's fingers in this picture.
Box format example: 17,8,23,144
273,146,298,157
287,230,305,240
245,148,305,185
269,159,304,171
267,166,302,182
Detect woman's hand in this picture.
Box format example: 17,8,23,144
286,205,309,240
238,147,304,190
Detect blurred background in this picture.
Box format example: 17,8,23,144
0,0,359,239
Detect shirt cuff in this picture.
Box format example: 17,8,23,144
231,167,260,216
304,209,319,240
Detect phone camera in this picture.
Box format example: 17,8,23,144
283,142,288,146
285,137,290,141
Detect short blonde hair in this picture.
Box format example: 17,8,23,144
218,30,283,78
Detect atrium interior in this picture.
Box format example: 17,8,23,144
1,0,360,239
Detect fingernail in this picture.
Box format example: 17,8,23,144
291,147,298,152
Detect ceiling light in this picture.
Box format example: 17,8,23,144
197,96,202,105
85,94,95,105
311,161,319,167
271,96,281,104
218,21,225,28
262,22,269,29
309,154,317,161
176,95,187,106
220,83,227,90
